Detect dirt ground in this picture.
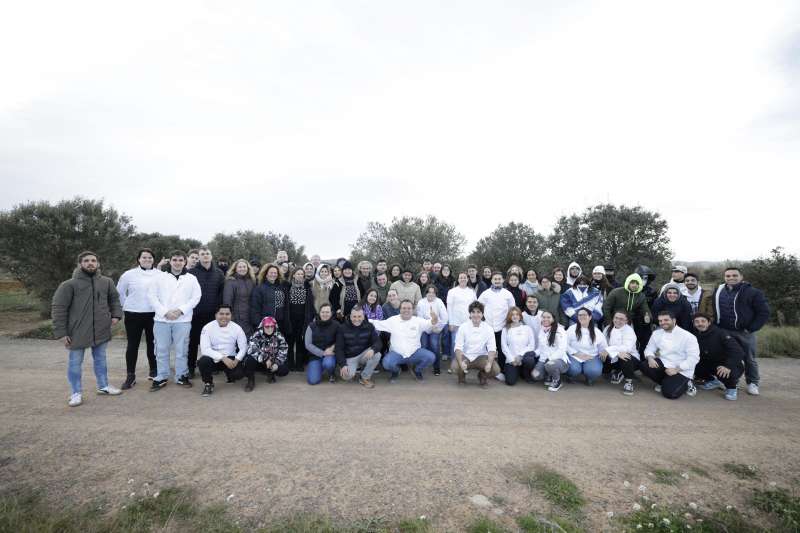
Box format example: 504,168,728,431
0,338,798,531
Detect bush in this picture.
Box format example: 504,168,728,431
757,326,800,358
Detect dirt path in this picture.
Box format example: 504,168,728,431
1,338,798,531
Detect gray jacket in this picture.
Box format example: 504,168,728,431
52,268,122,349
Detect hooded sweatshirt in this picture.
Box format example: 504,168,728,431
651,283,694,331
565,262,583,287
560,284,603,324
602,273,651,327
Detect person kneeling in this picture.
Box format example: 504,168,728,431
565,308,608,386
531,311,569,391
243,316,289,391
693,313,745,401
501,307,537,386
602,311,641,396
642,310,700,399
452,301,500,388
336,305,382,388
198,305,249,397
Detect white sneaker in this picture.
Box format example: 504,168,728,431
97,385,122,396
495,372,506,382
686,380,697,397
654,385,662,393
747,383,760,396
68,393,83,407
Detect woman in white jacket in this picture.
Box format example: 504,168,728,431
603,311,640,396
501,307,537,386
566,307,609,386
531,311,569,391
416,285,449,376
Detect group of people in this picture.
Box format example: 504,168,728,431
51,247,770,406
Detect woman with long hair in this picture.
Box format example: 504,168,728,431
356,260,373,296
388,264,402,283
285,267,315,372
250,264,289,338
521,269,540,297
337,261,361,319
531,311,569,391
312,263,334,313
505,272,526,308
552,268,568,294
305,303,339,385
603,311,640,396
565,308,609,386
561,275,603,325
223,259,256,338
501,307,537,386
361,288,385,321
416,285,448,376
417,270,432,295
329,264,344,317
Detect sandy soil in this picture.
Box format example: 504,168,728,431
0,338,798,531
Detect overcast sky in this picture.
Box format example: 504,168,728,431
1,1,797,262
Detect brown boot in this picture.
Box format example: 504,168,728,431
359,377,375,389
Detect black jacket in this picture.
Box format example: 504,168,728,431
250,280,289,332
695,324,746,370
306,318,340,359
335,319,381,365
711,282,770,333
286,281,316,334
189,263,225,316
651,294,693,332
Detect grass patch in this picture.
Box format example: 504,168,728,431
0,288,40,312
752,487,800,532
757,326,800,358
466,516,511,533
616,504,763,533
723,462,759,480
687,465,711,478
16,321,54,339
395,517,434,532
652,469,681,486
0,490,104,533
518,514,584,532
518,465,585,515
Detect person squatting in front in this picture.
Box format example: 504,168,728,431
197,305,249,397
243,316,289,391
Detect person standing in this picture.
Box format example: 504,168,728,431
371,272,391,304
642,310,700,399
651,284,693,331
250,264,289,334
356,260,374,296
116,248,162,389
521,269,540,297
147,251,202,390
560,275,603,325
52,251,124,406
658,265,689,295
222,259,256,338
197,305,249,397
478,272,516,374
389,267,421,307
710,267,770,395
535,276,562,326
286,267,315,372
338,261,361,318
186,249,200,270
446,272,475,369
382,289,401,319
683,273,704,315
312,264,335,313
505,272,526,309
188,247,225,378
388,264,402,283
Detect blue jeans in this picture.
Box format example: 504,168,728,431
421,331,441,371
67,342,109,394
382,348,435,374
442,329,453,358
153,321,191,382
567,357,603,382
306,355,336,385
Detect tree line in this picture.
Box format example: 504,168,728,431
0,197,796,325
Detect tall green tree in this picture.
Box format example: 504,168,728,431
350,215,465,270
0,197,136,313
128,232,201,264
469,222,547,272
207,231,307,265
745,247,799,326
549,204,673,277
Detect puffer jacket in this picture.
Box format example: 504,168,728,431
52,268,122,349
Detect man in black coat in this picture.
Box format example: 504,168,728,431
710,267,770,396
693,314,745,401
187,246,225,377
335,306,382,388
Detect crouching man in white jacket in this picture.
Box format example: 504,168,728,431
642,310,700,399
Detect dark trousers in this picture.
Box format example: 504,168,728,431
494,331,506,368
243,356,290,379
285,328,307,372
641,358,690,399
124,311,156,376
197,355,245,385
694,358,744,389
188,312,215,372
617,356,640,380
504,352,537,385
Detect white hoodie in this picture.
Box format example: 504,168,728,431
565,261,583,287
603,324,640,361
644,325,700,379
147,270,202,323
415,297,448,333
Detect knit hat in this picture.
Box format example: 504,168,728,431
341,261,353,271
663,282,682,295
592,265,606,275
260,316,277,328
671,265,688,274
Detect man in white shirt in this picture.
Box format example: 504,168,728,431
373,300,438,383
197,305,249,397
642,310,700,399
452,301,500,388
147,251,202,391
477,271,515,374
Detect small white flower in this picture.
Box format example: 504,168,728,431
638,484,647,492
689,502,698,510
607,511,614,518
624,480,631,488
726,505,733,511
153,492,160,499
647,523,654,528
662,517,671,525
681,472,689,479
648,472,654,476
633,503,642,511
636,525,642,530
226,494,235,502
122,505,127,510
651,504,657,509
697,519,703,523
129,492,136,498
686,526,692,530
127,479,134,484
642,495,650,502
684,513,693,519
770,482,777,487
419,515,426,521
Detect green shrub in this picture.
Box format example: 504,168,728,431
758,326,800,358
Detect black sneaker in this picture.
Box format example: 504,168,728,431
389,371,400,384
414,370,424,382
150,379,167,391
328,373,336,384
121,374,136,390
610,370,624,385
245,377,255,392
622,380,634,396
547,378,562,392
433,369,441,376
267,373,276,383
147,369,157,381
201,383,214,397
176,375,193,388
